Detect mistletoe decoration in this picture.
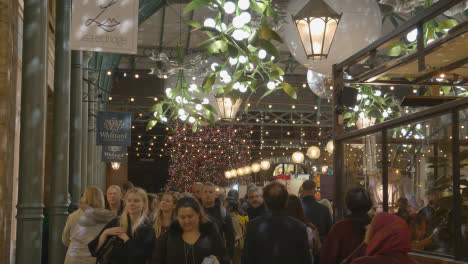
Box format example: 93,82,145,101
343,84,400,128
147,0,296,131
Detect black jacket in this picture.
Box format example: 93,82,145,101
302,196,332,241
88,216,155,264
242,211,312,264
204,204,235,259
246,203,267,220
152,220,229,264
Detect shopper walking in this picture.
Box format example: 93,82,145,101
153,196,229,264
242,182,312,264
286,194,321,263
320,187,372,264
89,187,156,264
201,182,235,260
301,180,332,242
224,197,247,264
153,192,179,239
105,185,124,216
245,186,267,220
62,186,115,264
351,212,417,264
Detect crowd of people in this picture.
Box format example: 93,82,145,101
61,180,418,264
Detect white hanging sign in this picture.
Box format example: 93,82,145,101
71,0,139,54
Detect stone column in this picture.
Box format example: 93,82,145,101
15,0,48,263
81,52,91,190
87,70,97,186
48,0,71,263
69,51,82,210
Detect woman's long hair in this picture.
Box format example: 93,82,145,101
120,187,148,235
153,192,179,237
80,186,105,209
285,194,314,228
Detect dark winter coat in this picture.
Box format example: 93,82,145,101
302,195,332,241
152,220,229,264
245,203,267,220
320,213,371,264
242,211,312,264
204,204,235,259
88,216,155,264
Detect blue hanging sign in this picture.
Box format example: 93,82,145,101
96,111,132,146
102,146,127,162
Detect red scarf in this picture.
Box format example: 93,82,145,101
366,212,412,256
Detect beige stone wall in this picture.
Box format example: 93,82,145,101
106,162,129,191
0,0,19,263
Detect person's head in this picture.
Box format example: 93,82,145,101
201,182,217,208
192,182,203,199
224,197,239,213
123,187,148,216
263,182,288,211
122,181,134,197
159,192,179,213
247,186,264,209
80,186,105,209
176,196,208,232
301,180,317,197
106,185,122,206
345,187,372,215
227,189,239,200
396,197,409,209
285,194,309,224
148,193,159,213
364,212,411,256
120,187,148,234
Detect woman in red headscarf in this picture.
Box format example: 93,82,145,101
351,212,418,264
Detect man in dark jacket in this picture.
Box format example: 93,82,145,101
301,180,332,242
242,182,312,264
105,185,124,216
201,182,235,260
245,186,267,220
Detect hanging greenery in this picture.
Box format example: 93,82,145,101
147,0,295,131
343,84,400,128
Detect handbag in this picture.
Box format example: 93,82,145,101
96,236,124,264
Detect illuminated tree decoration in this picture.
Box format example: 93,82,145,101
165,125,254,191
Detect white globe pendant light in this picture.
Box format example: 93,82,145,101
306,146,321,159
326,140,334,154
292,151,305,163
260,160,271,170
251,163,261,173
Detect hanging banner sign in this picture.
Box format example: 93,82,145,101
96,111,132,146
102,146,127,162
71,0,139,54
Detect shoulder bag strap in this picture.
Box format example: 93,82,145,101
339,241,365,264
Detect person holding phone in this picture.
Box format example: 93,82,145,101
153,196,229,264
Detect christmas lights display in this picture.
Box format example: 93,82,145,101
165,125,254,191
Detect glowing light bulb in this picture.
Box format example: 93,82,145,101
406,28,417,42
267,81,276,90
204,18,216,28
223,1,236,14
258,49,267,59
238,0,250,10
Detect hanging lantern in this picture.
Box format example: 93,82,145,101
292,151,305,163
326,140,334,154
244,166,252,175
237,168,245,176
293,0,342,60
216,97,242,121
307,146,321,159
260,160,271,170
251,163,261,173
111,162,120,170
230,169,238,177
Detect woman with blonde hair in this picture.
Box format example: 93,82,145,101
89,187,156,264
62,186,115,264
153,192,179,239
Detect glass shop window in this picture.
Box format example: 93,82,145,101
458,108,468,261
387,114,455,256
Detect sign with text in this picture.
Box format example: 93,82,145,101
71,0,139,54
102,146,127,162
96,111,132,146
